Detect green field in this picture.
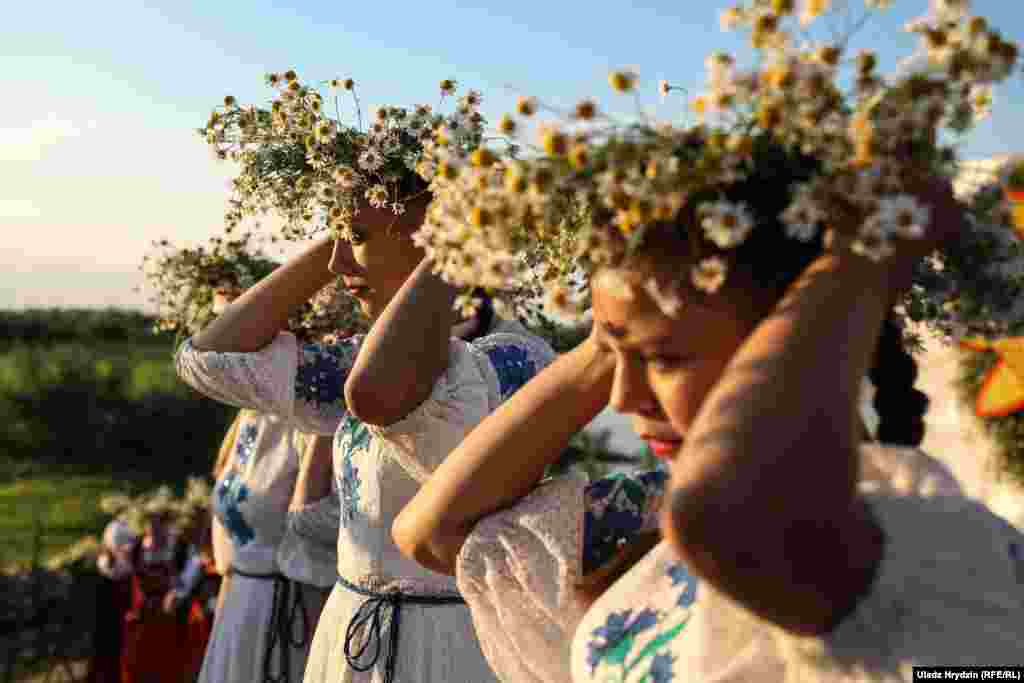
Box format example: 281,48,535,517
0,310,236,569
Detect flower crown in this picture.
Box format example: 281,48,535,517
100,479,216,536
141,232,279,337
418,0,1018,319
142,233,368,342
201,72,487,241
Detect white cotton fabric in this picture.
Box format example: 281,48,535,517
454,443,1023,682
176,321,556,683
456,475,591,683
572,444,1024,682
277,492,341,589
196,411,311,683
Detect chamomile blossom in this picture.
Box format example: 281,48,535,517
692,256,729,294
700,201,755,249
411,0,1015,321
200,73,486,239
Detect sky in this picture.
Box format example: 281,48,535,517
3,0,1023,310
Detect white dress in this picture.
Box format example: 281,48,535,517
176,320,556,683
456,444,1024,682
195,409,311,683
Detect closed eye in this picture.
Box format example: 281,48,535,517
643,354,691,371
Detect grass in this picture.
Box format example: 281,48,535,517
0,471,164,569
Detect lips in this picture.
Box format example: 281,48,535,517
641,436,683,459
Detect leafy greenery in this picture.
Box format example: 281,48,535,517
1006,161,1024,190
0,309,235,568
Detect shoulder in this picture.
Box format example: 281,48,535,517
466,319,556,402
857,442,964,498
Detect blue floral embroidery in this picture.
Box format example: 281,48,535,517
667,564,698,608
235,423,258,465
582,469,667,574
586,608,660,674
648,653,675,683
484,344,536,400
335,414,370,524
295,342,356,409
213,471,255,546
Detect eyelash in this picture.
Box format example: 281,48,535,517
598,342,690,370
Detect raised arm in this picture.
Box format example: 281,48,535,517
664,181,965,636
392,334,615,575
344,257,460,427
191,237,336,353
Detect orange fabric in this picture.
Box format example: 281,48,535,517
959,336,1024,417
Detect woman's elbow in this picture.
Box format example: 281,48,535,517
344,372,418,427
391,511,460,576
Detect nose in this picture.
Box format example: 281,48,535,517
609,356,661,418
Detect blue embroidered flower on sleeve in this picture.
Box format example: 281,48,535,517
648,653,676,683
667,563,698,608
586,608,660,673
484,344,537,401
335,414,370,525
213,471,255,546
235,423,258,465
582,469,668,575
295,342,356,410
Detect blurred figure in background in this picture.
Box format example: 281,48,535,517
89,517,138,683
121,500,191,683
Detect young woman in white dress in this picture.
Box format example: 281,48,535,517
394,48,1024,679
175,189,555,683
194,292,333,683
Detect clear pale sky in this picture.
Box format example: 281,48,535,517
3,0,1021,310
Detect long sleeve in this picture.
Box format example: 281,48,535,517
175,333,363,435
367,328,556,484
276,492,341,588
455,468,668,683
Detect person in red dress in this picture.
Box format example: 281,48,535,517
120,504,190,683
89,518,138,683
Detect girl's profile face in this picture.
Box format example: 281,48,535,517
590,264,761,463
329,200,427,320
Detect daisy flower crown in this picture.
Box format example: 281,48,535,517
201,72,487,242
142,234,367,343
418,0,1018,319
141,232,278,338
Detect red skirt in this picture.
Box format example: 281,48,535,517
120,581,188,683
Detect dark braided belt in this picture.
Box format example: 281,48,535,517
228,568,311,683
337,576,466,683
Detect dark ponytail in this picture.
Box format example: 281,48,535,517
868,317,930,447
463,288,495,343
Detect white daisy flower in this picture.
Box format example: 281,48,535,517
358,148,385,173
878,194,931,239
692,256,728,294
365,184,390,209
700,200,755,249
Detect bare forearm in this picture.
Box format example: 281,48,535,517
667,252,895,632
394,339,613,574
192,237,336,353
290,436,334,510
345,258,460,426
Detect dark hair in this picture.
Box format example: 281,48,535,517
868,318,929,446
674,134,929,446
463,289,495,343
